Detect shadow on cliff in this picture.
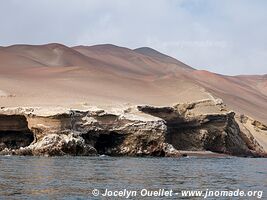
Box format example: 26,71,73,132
0,115,34,151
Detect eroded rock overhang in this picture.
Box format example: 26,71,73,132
0,106,178,156
0,114,34,151
0,100,266,157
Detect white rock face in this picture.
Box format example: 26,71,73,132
26,133,97,156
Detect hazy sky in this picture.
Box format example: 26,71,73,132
0,0,266,75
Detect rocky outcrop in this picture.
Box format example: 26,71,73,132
0,100,266,157
138,100,267,157
0,114,34,151
236,115,267,156
0,107,179,157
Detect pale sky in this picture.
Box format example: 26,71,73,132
0,0,266,75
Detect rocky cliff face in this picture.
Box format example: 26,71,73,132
235,114,267,155
0,114,33,151
0,100,266,157
0,107,179,156
138,100,262,156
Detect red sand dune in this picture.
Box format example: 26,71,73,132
0,43,266,124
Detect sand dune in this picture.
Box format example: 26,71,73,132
0,43,266,124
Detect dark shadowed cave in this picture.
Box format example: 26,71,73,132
81,131,125,155
0,131,34,150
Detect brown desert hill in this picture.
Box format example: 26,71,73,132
0,47,46,71
187,70,267,124
73,44,193,77
0,43,266,125
134,47,193,70
0,43,114,73
0,43,200,108
235,74,267,96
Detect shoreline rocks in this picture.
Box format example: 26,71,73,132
0,100,266,157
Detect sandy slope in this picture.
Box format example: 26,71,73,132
0,43,266,125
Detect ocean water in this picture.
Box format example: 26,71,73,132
0,156,266,199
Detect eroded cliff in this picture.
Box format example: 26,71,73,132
0,100,266,157
138,100,266,157
0,107,178,156
0,114,34,151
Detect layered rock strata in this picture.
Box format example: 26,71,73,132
0,107,179,156
0,100,266,157
138,100,267,157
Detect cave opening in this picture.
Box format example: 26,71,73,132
0,131,34,150
94,131,125,155
165,121,205,150
81,131,125,155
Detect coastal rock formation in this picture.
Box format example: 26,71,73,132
0,114,34,151
0,107,180,157
236,115,267,155
0,99,266,157
138,100,266,157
